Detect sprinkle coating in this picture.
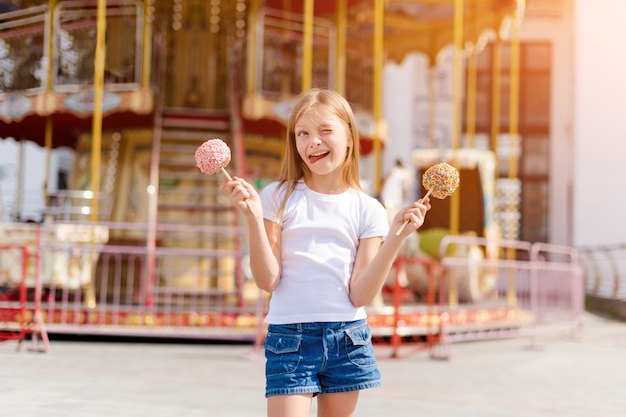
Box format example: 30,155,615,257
195,139,231,175
422,162,460,199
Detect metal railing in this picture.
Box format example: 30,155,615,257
580,244,626,300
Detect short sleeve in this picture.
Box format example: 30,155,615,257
360,195,390,239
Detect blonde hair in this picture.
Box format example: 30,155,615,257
274,89,362,217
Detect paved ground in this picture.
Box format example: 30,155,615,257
1,312,625,417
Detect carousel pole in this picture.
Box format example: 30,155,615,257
141,0,152,89
85,0,107,309
465,46,477,149
372,0,384,196
490,35,502,266
301,0,313,91
246,0,259,94
43,118,52,218
448,0,464,308
506,0,524,306
15,138,25,221
90,0,106,224
427,65,436,148
490,37,502,154
508,1,523,231
450,0,464,231
144,2,162,313
43,0,56,219
335,0,347,96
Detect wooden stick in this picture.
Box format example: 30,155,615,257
220,166,233,181
395,188,433,236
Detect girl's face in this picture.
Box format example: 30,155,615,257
294,105,351,180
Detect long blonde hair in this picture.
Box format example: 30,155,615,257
274,89,362,217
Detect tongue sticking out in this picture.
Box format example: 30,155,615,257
309,151,329,164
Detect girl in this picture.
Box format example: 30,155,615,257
221,88,430,417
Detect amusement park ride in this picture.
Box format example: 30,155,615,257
0,0,583,358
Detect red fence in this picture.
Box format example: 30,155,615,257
0,241,49,352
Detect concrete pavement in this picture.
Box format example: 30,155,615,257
1,311,625,417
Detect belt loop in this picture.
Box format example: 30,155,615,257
297,323,303,332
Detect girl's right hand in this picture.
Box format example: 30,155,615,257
220,176,263,219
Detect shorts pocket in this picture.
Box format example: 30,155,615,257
345,323,377,367
264,332,302,375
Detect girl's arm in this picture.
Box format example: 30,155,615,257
221,177,281,292
349,198,430,307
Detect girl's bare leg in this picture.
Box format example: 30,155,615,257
317,391,360,417
267,393,313,417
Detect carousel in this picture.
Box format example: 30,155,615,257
0,0,531,354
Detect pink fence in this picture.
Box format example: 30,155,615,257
431,235,584,359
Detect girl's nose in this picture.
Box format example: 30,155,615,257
309,135,321,146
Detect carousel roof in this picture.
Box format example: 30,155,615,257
0,0,523,148
263,0,521,64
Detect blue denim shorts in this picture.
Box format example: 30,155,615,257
263,319,382,397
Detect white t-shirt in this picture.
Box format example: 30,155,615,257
259,180,390,324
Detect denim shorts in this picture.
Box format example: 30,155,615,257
263,319,382,397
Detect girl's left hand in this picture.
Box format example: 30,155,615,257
392,197,431,237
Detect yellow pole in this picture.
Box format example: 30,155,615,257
507,1,523,306
450,0,463,235
465,47,477,149
301,0,314,91
490,37,502,287
490,38,502,154
451,0,464,153
46,0,56,91
448,0,464,308
372,0,384,196
44,117,52,202
44,0,57,210
246,0,259,93
141,0,152,89
335,0,347,95
427,65,436,148
85,0,107,309
508,10,521,192
90,0,106,223
15,139,25,220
